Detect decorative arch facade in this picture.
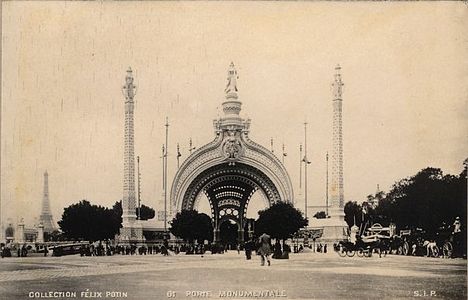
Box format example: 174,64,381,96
170,63,294,242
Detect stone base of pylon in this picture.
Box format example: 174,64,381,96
320,223,349,243
308,209,349,244
322,208,349,243
118,221,144,246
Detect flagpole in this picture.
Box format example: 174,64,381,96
164,117,169,232
177,143,180,169
299,144,302,190
326,152,329,217
189,138,196,155
270,138,274,153
161,145,165,189
161,144,165,225
137,156,141,220
282,143,285,164
304,122,308,220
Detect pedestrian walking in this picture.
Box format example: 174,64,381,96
258,233,272,266
21,244,28,257
244,239,253,260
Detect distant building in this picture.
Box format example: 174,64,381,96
39,171,57,233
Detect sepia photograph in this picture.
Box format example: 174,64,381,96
1,1,467,299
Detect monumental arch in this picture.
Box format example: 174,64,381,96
170,63,293,242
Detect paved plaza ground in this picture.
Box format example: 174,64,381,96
0,251,465,299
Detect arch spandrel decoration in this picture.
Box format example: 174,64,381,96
170,130,294,213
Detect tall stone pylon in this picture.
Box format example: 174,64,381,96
330,65,345,219
120,67,143,243
322,65,348,242
39,171,57,233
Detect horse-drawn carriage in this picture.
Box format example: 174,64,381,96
384,225,466,258
334,223,392,257
434,225,466,258
335,219,466,259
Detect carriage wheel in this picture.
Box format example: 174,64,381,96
337,247,347,257
443,242,453,258
346,250,356,257
357,248,364,257
397,246,403,255
380,249,387,257
402,242,410,256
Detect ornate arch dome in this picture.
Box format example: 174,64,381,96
170,63,293,213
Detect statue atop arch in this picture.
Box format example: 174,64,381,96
224,62,238,94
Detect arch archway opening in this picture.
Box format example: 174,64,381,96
245,189,269,219
179,163,283,244
194,186,269,221
219,219,239,249
195,193,211,216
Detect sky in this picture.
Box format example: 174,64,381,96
1,2,467,226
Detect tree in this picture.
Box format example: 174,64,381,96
344,201,363,229
194,213,214,243
58,200,121,241
369,167,467,235
139,204,155,220
255,202,308,240
313,211,327,219
169,210,213,243
112,201,123,227
112,201,155,221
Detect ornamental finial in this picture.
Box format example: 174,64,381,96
332,64,344,99
122,67,136,100
225,62,238,94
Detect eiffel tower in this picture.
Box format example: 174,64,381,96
39,171,57,233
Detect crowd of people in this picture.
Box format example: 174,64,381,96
242,233,329,266
1,234,330,265
0,243,36,258
75,239,248,257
